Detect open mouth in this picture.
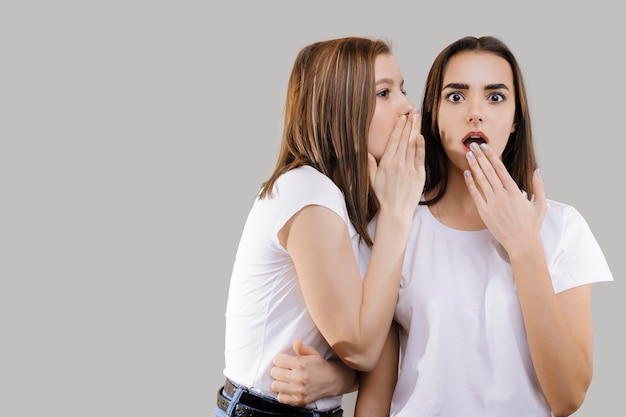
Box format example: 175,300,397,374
463,135,487,148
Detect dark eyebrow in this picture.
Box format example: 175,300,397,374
442,82,510,91
485,83,510,91
442,82,468,90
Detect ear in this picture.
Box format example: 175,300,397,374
510,122,517,133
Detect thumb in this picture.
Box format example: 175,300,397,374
531,168,546,208
292,339,320,357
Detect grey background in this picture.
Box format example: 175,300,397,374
2,1,622,416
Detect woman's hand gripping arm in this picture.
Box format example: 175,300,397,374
270,339,358,407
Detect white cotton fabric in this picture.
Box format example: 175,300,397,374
361,199,613,417
223,165,363,411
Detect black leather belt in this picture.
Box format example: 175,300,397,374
217,379,343,417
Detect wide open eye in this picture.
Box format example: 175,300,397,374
445,92,464,103
487,92,506,103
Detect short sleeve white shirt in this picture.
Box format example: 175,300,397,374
362,200,613,417
223,165,362,411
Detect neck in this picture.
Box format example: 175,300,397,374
427,170,485,230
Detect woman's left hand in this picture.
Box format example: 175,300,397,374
270,339,357,406
464,142,547,253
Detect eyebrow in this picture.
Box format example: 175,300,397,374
443,82,510,91
376,78,404,87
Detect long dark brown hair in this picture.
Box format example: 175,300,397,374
421,35,538,205
259,37,392,247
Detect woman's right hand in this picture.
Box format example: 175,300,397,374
368,110,426,221
284,113,425,371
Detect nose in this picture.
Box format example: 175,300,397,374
467,99,483,123
402,95,416,116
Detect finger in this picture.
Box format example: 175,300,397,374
367,152,377,185
411,111,426,174
272,352,296,369
292,339,304,355
379,114,407,164
272,379,307,406
270,365,291,383
468,142,500,193
293,339,320,357
404,111,421,165
531,168,547,210
463,169,487,212
272,380,298,401
476,143,519,191
466,149,494,201
413,114,425,169
276,391,302,407
394,112,415,163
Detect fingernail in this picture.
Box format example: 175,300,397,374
467,151,475,160
536,168,542,178
464,170,471,177
479,143,488,152
470,142,479,151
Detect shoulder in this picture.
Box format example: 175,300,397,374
545,199,576,215
542,200,614,290
274,166,344,203
277,165,337,189
542,198,603,254
544,199,588,233
264,165,349,223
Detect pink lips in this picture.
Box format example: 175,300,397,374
462,131,488,152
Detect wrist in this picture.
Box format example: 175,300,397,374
328,359,358,395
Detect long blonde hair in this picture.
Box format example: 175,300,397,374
260,37,391,247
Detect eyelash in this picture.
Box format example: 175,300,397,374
444,92,506,102
377,88,408,98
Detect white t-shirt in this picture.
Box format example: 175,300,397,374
223,165,362,411
361,200,613,417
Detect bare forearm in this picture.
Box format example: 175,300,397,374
355,323,399,417
510,242,592,416
333,213,410,370
290,208,412,371
329,359,358,395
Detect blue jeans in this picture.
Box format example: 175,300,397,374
215,384,243,417
214,404,226,417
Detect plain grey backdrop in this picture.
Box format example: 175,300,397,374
3,1,623,416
